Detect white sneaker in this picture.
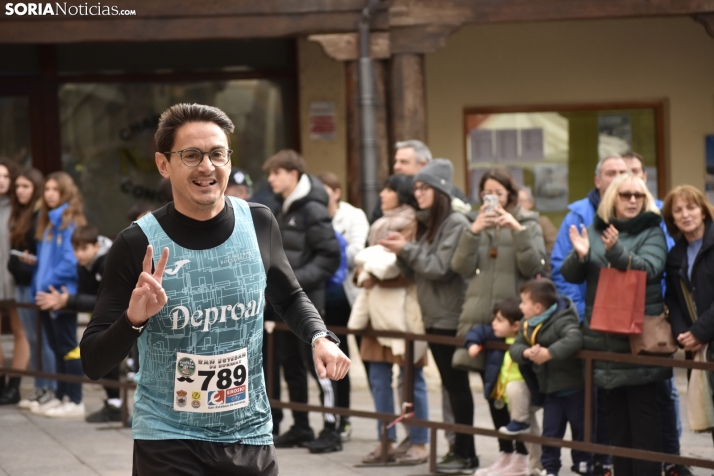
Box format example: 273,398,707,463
475,452,512,476
18,389,45,409
492,453,529,476
31,397,62,414
45,401,85,418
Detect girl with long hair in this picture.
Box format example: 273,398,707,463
31,171,87,418
0,158,31,405
8,168,58,409
380,160,476,472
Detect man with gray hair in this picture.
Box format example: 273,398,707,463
550,154,628,318
393,139,432,175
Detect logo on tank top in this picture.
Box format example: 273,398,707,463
164,259,191,276
168,291,265,331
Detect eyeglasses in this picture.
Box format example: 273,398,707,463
413,183,432,194
163,148,232,167
618,192,646,201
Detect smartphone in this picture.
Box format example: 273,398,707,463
483,194,499,213
10,250,36,262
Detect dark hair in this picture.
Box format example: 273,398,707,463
317,171,341,192
493,297,523,324
420,188,452,243
10,167,44,249
71,224,99,248
622,151,644,169
126,202,155,222
262,149,306,178
479,167,519,209
385,174,416,208
520,278,558,309
155,103,234,159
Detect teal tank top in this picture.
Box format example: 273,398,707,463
132,197,271,444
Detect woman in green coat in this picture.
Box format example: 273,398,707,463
560,173,669,476
450,168,546,469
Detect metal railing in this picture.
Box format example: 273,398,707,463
0,300,136,426
2,300,712,472
265,321,714,473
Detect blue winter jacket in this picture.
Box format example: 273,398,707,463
551,190,674,319
464,324,542,405
32,202,79,296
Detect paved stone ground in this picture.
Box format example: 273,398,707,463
0,334,712,475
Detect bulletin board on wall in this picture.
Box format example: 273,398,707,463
463,102,666,229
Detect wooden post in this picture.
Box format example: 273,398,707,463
389,53,427,155
345,59,390,209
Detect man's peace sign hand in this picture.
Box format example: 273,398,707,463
127,245,170,327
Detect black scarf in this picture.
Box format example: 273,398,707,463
593,211,662,235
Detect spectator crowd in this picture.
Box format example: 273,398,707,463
0,138,713,476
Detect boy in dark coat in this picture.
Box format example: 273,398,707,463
464,298,542,476
510,279,588,476
35,224,118,422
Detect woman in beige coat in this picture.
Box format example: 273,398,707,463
348,174,429,465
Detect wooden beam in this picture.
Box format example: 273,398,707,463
389,25,457,54
0,12,389,43
390,54,427,144
389,0,714,27
309,33,390,61
693,13,714,38
0,0,367,19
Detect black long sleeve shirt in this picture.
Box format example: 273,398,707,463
80,199,327,380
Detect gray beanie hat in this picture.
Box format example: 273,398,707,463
413,158,453,198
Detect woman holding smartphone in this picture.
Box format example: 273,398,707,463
450,167,546,475
0,159,31,405
8,168,57,409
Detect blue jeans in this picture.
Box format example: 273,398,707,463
368,362,429,444
42,311,82,403
16,286,56,391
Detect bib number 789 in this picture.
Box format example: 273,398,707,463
198,364,247,391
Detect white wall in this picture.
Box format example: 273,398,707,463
425,16,714,193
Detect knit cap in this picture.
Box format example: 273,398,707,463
413,158,453,198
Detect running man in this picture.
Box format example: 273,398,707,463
80,103,350,476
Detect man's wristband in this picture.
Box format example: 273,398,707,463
311,330,340,348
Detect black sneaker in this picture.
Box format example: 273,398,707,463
665,464,694,476
273,425,315,448
435,452,478,474
592,461,613,476
306,428,343,454
85,401,123,423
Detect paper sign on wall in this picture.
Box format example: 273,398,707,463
309,101,336,140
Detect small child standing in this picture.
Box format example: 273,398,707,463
465,298,541,476
35,224,116,422
509,279,588,476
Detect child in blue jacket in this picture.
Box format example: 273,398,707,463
465,298,542,476
31,171,87,418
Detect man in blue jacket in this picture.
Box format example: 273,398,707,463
550,154,629,319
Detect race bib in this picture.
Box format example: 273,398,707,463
174,348,249,413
